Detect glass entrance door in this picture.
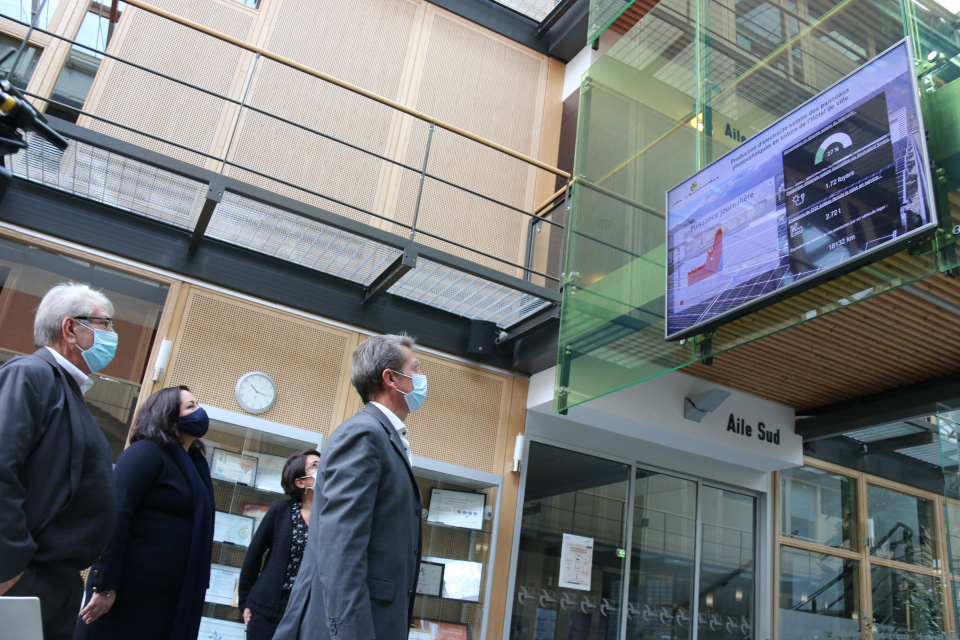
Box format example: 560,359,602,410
626,471,698,640
509,443,631,640
509,442,759,640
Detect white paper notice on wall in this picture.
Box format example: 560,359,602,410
558,533,593,591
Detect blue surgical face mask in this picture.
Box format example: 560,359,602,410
391,370,428,413
75,322,118,373
178,406,209,438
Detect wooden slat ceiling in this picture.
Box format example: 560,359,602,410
687,271,960,412
610,0,662,34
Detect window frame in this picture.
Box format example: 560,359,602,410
774,457,956,639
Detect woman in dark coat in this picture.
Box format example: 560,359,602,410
74,385,214,640
238,449,320,640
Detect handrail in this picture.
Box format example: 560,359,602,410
120,0,571,180
533,185,567,216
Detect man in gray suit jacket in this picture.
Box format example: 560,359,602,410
275,334,424,640
0,283,119,640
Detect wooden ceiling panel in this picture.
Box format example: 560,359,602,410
687,273,960,412
610,0,661,34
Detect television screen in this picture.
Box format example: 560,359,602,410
665,38,936,341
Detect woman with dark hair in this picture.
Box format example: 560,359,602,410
74,385,214,640
238,449,320,640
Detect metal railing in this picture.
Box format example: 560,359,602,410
1,0,570,294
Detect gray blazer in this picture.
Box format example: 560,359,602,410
275,404,422,640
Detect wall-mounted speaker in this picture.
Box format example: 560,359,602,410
467,320,498,355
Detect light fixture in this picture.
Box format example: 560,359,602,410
151,339,172,383
705,593,714,607
735,588,743,602
866,518,876,548
512,433,525,473
684,388,732,422
801,593,808,603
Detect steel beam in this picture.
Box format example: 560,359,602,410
859,431,935,455
188,182,224,256
797,371,960,440
501,304,559,342
1,177,517,370
363,249,417,306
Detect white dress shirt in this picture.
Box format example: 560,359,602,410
369,401,413,467
45,346,94,395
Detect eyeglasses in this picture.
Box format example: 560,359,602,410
73,316,114,331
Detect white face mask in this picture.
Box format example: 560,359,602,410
299,470,317,491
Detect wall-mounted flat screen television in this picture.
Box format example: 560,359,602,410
665,38,936,341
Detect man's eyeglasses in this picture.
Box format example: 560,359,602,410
73,316,114,331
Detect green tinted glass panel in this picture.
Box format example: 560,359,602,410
867,483,938,568
588,0,636,44
779,547,860,640
557,0,960,412
781,466,858,550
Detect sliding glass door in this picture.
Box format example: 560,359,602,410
509,442,759,640
626,471,698,640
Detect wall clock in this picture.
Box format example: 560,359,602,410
235,371,277,414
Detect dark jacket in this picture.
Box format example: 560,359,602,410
0,349,114,582
76,439,212,640
273,404,422,640
238,499,297,617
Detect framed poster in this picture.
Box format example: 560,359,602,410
246,451,287,494
412,618,469,640
426,489,486,530
558,533,593,590
422,557,482,602
197,616,246,640
210,449,257,485
416,561,444,597
205,564,241,606
241,502,272,533
214,511,254,547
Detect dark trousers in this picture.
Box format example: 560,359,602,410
246,593,290,640
7,564,83,640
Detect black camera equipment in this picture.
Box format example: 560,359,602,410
0,47,70,203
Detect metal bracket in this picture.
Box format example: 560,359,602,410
363,249,417,306
188,181,225,256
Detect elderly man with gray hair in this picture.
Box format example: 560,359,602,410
274,333,425,640
0,283,119,640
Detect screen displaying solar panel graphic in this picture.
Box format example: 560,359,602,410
665,39,935,341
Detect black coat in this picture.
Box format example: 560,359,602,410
238,498,298,617
0,349,114,582
75,440,211,640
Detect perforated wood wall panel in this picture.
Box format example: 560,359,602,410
165,288,354,435
388,9,548,275
224,0,421,225
80,0,255,166
352,351,508,473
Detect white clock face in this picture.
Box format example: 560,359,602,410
235,372,276,414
